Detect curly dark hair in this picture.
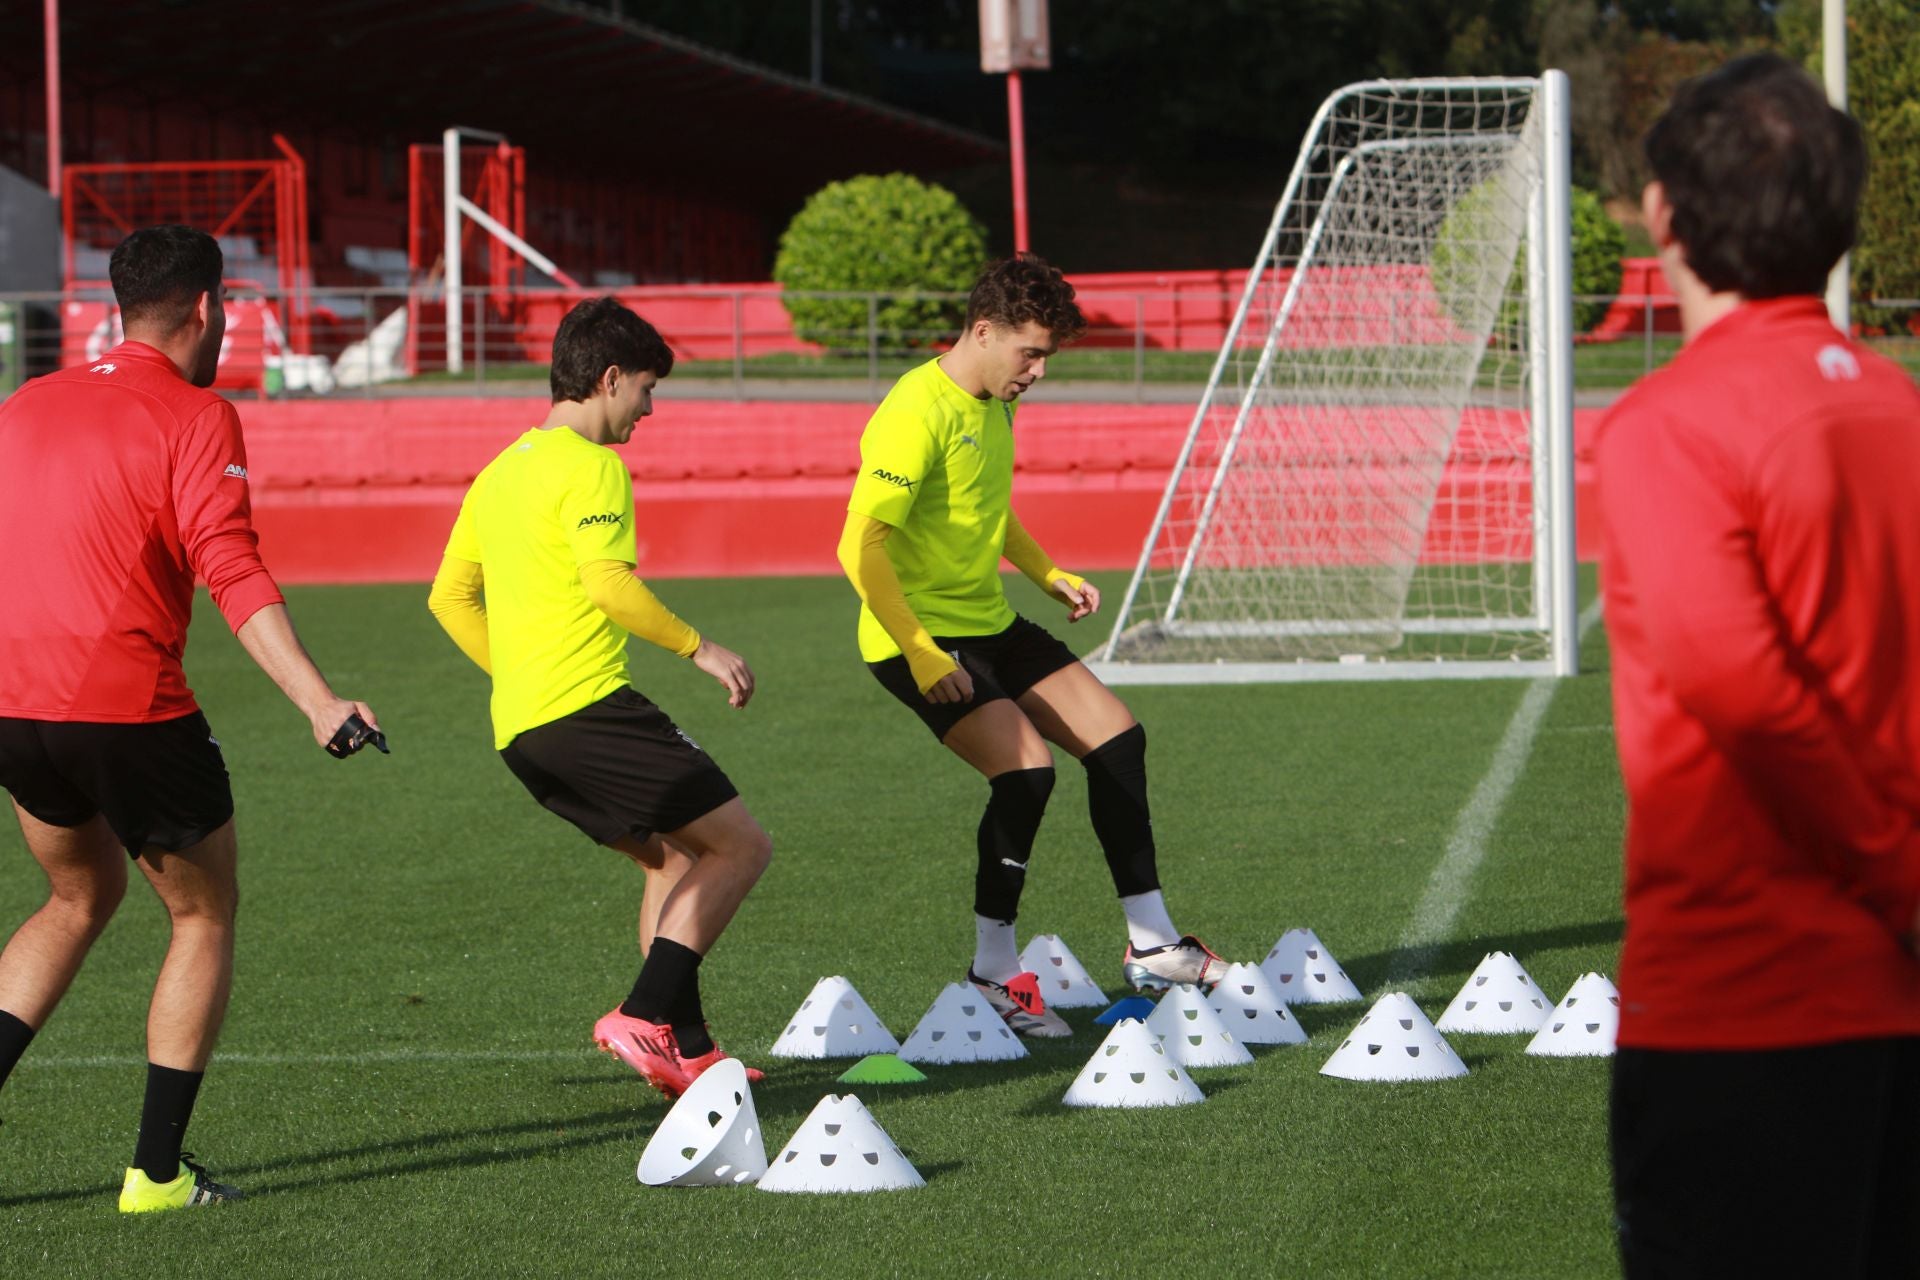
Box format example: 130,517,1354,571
964,253,1086,342
549,296,675,402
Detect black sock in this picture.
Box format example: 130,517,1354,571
668,978,712,1057
620,937,703,1027
1084,724,1161,897
975,766,1055,921
133,1063,204,1183
0,1010,34,1091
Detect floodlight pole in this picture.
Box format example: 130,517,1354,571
44,0,61,194
1823,0,1849,334
981,1,1046,254
1008,70,1030,252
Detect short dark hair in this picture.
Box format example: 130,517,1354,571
549,297,675,402
109,225,223,331
965,253,1086,342
1644,52,1866,298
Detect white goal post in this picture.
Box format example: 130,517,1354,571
1091,72,1577,684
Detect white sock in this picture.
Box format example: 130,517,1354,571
972,915,1021,983
1121,891,1179,951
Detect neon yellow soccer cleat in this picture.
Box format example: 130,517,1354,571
118,1153,244,1213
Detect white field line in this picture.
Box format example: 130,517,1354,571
30,1048,585,1070
1386,597,1606,984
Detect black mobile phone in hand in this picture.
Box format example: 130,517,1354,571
326,713,389,759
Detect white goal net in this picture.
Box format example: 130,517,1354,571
1093,73,1577,683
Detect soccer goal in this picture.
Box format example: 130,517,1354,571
1092,72,1577,683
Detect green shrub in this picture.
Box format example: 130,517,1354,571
1432,183,1626,337
773,174,988,351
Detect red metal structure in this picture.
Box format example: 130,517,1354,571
61,134,312,353
58,135,312,390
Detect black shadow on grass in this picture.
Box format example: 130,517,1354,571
1342,918,1625,992
896,1158,964,1185
0,1108,646,1207
0,1180,119,1208
550,1048,1078,1127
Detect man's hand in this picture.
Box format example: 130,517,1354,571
925,659,975,705
1053,576,1100,623
308,697,380,751
693,638,755,708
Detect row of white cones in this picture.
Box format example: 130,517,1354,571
769,937,1613,1065
638,941,1620,1190
767,929,1358,1064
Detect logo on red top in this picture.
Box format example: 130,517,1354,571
89,362,117,375
1817,345,1860,382
223,463,249,480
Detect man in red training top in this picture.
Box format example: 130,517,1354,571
0,226,380,1213
1597,53,1920,1275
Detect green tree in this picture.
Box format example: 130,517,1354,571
1781,0,1920,329
773,173,988,350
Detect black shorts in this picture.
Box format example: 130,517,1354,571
1611,1038,1920,1277
0,712,235,857
500,688,739,846
868,614,1080,741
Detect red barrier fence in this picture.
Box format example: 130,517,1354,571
240,396,1604,583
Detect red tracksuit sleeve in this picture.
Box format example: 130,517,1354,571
173,400,284,632
1599,409,1920,931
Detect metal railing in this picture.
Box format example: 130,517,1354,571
2,285,1915,403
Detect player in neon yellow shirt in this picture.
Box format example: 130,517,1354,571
429,298,771,1099
838,255,1231,1037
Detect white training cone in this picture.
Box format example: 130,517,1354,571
1019,934,1108,1009
896,983,1028,1065
1320,992,1468,1082
1435,952,1552,1034
756,1093,924,1193
1146,984,1254,1068
1526,972,1620,1057
769,976,901,1059
1063,1018,1204,1108
636,1058,767,1187
1260,928,1365,1004
1206,963,1309,1046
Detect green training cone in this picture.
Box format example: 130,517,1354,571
837,1053,929,1085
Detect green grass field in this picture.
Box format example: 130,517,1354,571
0,572,1626,1278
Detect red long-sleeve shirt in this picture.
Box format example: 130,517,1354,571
0,342,283,721
1596,296,1920,1050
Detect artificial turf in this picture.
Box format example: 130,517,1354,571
0,570,1624,1278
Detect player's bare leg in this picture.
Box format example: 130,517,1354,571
648,799,771,954
1014,662,1136,761
0,805,127,1084
595,801,770,1094
1019,663,1230,992
111,820,244,1209
941,697,1054,777
135,821,239,1072
617,834,695,956
940,699,1070,1035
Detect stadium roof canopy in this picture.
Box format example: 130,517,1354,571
3,0,1002,201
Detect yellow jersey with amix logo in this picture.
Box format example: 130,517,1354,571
847,357,1018,660
445,425,637,747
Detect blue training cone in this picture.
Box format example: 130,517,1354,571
1093,995,1157,1025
